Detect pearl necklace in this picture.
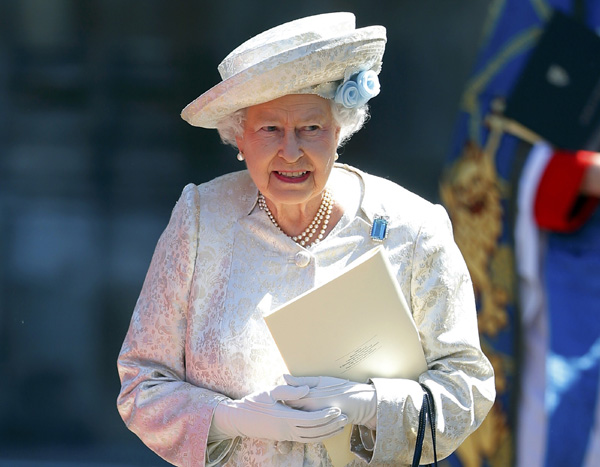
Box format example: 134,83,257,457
258,189,334,247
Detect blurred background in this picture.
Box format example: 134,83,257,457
0,0,491,465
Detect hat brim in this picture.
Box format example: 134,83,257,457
181,26,386,128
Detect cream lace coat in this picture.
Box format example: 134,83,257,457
117,164,494,466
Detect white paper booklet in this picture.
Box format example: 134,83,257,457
264,246,428,466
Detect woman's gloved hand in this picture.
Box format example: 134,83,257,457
283,375,378,430
210,384,348,442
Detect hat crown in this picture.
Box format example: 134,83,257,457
218,12,356,80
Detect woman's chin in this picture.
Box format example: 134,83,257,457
263,186,318,207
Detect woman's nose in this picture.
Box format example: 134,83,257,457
279,130,302,161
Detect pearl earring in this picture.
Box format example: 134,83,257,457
237,152,245,161
334,153,339,161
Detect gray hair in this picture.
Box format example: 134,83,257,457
215,100,369,150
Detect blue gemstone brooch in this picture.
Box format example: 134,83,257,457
370,215,389,242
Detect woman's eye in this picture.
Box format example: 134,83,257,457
304,125,320,132
262,126,278,132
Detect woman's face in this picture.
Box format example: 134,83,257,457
236,94,340,210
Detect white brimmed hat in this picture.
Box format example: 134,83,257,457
181,12,387,128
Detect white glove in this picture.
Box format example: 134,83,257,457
283,375,378,429
210,384,348,443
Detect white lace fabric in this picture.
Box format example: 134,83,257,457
117,165,495,466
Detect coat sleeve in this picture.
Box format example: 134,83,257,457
534,149,599,232
352,204,495,465
116,184,230,467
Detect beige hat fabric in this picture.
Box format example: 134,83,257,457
181,12,387,128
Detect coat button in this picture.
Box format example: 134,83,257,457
275,440,293,454
294,251,311,267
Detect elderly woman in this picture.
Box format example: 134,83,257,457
117,12,494,467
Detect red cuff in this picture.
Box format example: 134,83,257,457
534,149,599,232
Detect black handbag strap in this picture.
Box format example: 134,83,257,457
411,384,438,467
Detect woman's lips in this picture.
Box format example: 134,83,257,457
273,171,311,183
